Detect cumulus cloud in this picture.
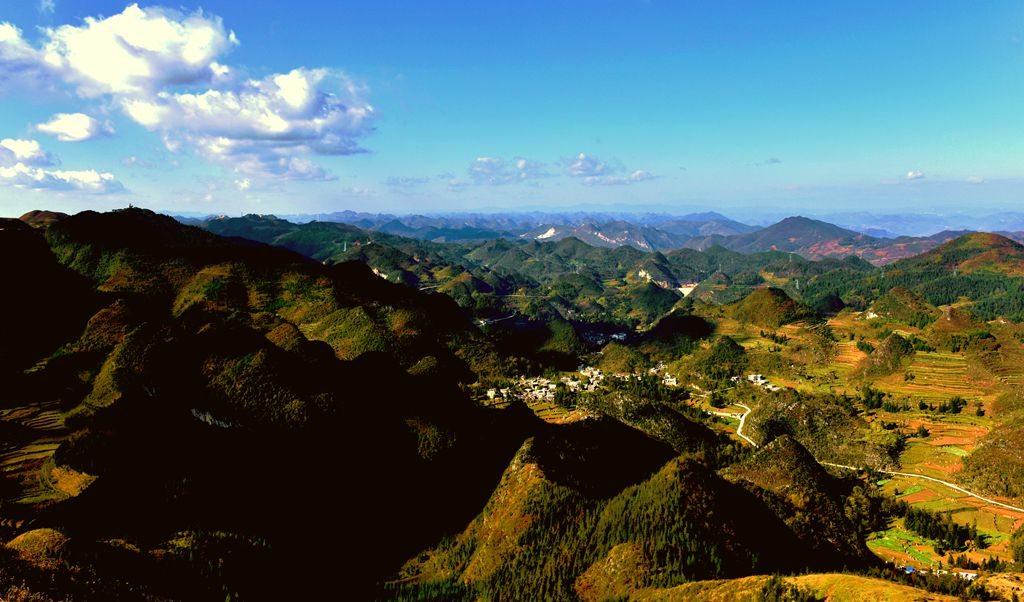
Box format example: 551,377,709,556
0,138,120,193
36,112,114,141
0,163,122,193
904,170,925,180
37,3,236,97
566,152,611,177
468,156,548,185
386,175,430,188
0,5,371,181
122,68,372,180
0,138,56,165
566,152,655,185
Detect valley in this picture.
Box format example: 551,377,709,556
4,208,1024,600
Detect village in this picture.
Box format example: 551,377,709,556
485,363,782,406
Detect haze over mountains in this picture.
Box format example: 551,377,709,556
181,210,1024,266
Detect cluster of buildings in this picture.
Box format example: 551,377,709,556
582,331,629,347
899,565,978,581
483,363,680,404
647,362,678,386
731,373,782,392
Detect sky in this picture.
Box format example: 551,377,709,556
0,1,1023,218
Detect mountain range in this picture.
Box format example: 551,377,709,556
4,207,1024,601
182,210,1024,266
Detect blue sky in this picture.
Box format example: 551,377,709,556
0,1,1022,217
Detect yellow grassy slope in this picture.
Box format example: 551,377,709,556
633,573,961,602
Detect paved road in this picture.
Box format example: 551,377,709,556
728,403,1024,515
709,403,757,448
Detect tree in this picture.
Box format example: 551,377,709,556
1011,526,1024,566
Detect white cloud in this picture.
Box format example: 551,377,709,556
566,152,655,185
583,170,657,186
566,152,610,177
0,162,121,193
0,5,373,183
36,112,114,141
0,23,50,89
0,138,55,165
966,175,985,185
122,68,372,179
468,156,548,185
187,136,336,180
386,175,430,188
0,137,121,193
39,0,55,15
904,170,925,180
39,3,236,97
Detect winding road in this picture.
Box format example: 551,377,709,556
726,403,1024,515
708,403,757,448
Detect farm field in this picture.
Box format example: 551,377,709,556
481,395,588,424
874,351,987,404
635,572,964,601
697,306,1024,568
0,400,83,538
524,398,588,424
871,474,1024,568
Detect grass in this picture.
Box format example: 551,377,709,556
634,573,962,601
940,446,968,458
868,527,939,566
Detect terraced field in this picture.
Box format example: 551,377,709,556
481,396,588,424
833,340,867,372
873,351,985,404
0,401,78,528
873,475,1024,567
985,343,1024,388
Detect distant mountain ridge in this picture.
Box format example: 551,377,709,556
682,216,980,265
243,210,758,252
189,210,1022,264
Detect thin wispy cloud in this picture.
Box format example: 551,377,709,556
386,175,431,188
583,170,657,186
904,170,925,180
